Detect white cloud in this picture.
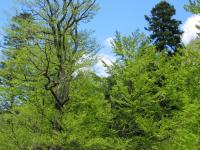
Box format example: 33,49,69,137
94,37,115,76
94,53,115,77
182,15,200,45
104,37,114,48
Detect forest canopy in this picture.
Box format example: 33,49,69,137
0,0,200,149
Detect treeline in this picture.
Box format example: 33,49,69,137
0,0,200,149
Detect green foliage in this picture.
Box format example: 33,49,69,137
184,0,200,14
145,1,183,54
0,72,114,149
0,0,200,149
107,31,200,149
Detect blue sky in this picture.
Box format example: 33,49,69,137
0,0,198,76
83,0,193,58
0,0,13,25
0,0,192,44
86,0,191,44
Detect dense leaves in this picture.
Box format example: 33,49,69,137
107,32,200,149
0,0,200,149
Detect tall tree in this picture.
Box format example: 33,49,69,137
107,31,200,149
1,0,99,111
0,0,111,149
145,1,183,54
0,13,35,111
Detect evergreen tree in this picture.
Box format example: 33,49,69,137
0,0,200,149
145,1,183,54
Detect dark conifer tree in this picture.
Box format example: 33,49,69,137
145,1,183,54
